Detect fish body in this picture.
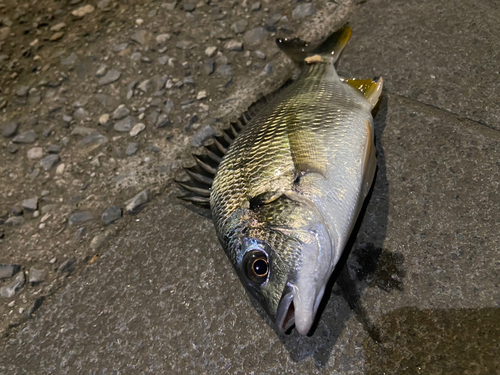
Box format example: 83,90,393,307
180,25,382,335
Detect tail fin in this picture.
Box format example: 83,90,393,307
276,24,352,65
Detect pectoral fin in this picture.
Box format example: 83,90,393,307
286,120,328,182
344,77,384,109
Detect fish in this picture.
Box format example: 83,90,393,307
177,25,383,335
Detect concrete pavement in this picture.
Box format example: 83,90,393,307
1,0,499,373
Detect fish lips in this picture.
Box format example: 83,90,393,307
276,282,296,333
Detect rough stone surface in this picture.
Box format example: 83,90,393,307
4,217,24,226
216,64,232,77
231,19,248,34
125,142,138,156
112,105,130,120
2,122,19,138
41,204,57,215
131,30,148,46
39,154,60,171
68,212,93,226
129,123,146,137
12,130,37,144
27,147,43,160
125,189,151,213
0,272,25,299
59,258,76,274
101,206,122,225
225,40,243,52
156,114,171,128
98,70,121,86
47,144,61,154
190,125,216,147
77,133,108,153
28,268,45,284
292,3,316,19
21,197,38,212
71,126,95,136
0,264,21,280
114,116,136,132
71,5,95,18
243,27,268,46
90,234,108,250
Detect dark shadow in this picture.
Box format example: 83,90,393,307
269,94,397,367
363,307,500,374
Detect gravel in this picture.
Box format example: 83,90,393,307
191,125,216,147
12,130,38,144
125,189,151,213
292,3,317,19
243,27,268,46
21,197,38,212
114,116,136,132
0,264,21,279
28,268,45,284
39,154,60,171
68,211,93,226
98,70,121,86
101,206,122,225
2,121,19,138
0,272,25,299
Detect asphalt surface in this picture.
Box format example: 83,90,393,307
1,0,499,374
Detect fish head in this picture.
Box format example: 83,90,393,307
229,194,335,335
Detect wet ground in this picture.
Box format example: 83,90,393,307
1,0,499,374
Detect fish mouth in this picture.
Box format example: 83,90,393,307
276,283,295,333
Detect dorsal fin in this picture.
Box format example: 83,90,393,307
176,79,294,209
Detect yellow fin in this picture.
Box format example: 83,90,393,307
345,77,384,109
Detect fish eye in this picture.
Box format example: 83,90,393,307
243,250,269,285
252,258,268,277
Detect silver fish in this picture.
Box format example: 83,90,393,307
179,25,383,335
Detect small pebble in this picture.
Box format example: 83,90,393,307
156,33,171,44
29,268,45,284
13,130,38,144
197,90,207,100
98,113,110,126
126,143,138,156
112,104,130,120
205,46,217,57
99,70,121,86
72,5,95,18
2,122,19,138
22,197,38,212
27,147,43,160
40,154,60,171
129,123,146,137
125,189,151,213
0,272,25,299
68,211,93,226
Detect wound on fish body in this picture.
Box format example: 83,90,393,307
177,24,383,336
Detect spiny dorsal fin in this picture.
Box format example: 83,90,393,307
177,79,295,209
277,24,352,66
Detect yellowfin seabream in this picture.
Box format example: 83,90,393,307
178,25,383,335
